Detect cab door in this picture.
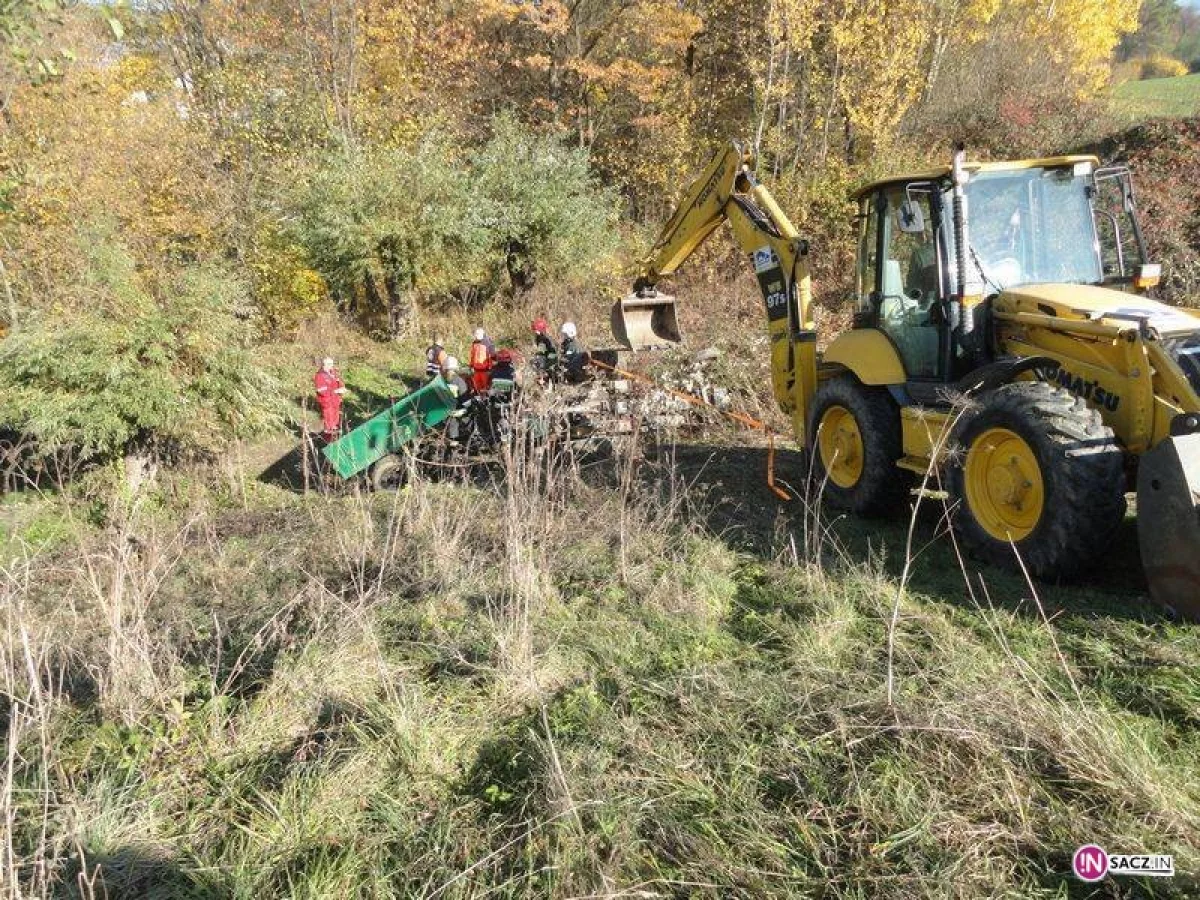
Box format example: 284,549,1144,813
858,185,945,380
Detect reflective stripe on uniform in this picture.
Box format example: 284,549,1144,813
426,345,445,376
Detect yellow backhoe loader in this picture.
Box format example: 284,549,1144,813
614,142,1200,618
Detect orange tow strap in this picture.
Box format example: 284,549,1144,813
588,357,791,501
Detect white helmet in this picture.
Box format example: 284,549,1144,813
473,328,485,341
443,356,460,372
560,321,577,339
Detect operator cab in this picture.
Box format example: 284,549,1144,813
853,157,1155,391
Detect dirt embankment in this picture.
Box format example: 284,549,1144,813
1082,119,1200,305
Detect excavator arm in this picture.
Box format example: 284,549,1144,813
631,143,748,290
613,142,819,432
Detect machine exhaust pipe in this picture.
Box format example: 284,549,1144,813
951,144,971,338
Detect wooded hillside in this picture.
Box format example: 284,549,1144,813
8,5,1200,900
0,0,1170,471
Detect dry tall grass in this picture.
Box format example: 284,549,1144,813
2,417,1199,898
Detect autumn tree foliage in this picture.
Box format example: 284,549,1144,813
1,13,279,471
0,0,1149,473
0,0,1147,318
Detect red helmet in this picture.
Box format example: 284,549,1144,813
532,317,549,335
496,349,513,363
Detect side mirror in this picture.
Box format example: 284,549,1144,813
897,199,925,234
1134,263,1161,290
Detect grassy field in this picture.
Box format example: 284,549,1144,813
3,405,1199,898
1110,73,1200,120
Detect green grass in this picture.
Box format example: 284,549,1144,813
1110,72,1200,120
3,438,1199,898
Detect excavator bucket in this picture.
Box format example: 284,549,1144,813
1137,431,1200,621
611,293,681,350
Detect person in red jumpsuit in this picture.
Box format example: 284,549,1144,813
313,356,347,440
468,327,494,393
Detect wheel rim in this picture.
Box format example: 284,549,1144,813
818,405,865,489
374,460,405,490
964,427,1044,541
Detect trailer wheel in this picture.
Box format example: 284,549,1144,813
370,454,409,491
946,381,1126,579
808,376,911,514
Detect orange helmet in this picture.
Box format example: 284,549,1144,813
532,317,549,335
496,349,514,363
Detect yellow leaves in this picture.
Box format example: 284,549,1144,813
361,2,419,44
570,57,673,105
106,54,168,97
247,231,328,337
830,0,929,146
2,53,232,314
962,0,1004,32
619,1,702,53
354,0,494,142
994,0,1140,93
14,179,70,231
1134,54,1190,79
476,0,571,33
764,0,821,41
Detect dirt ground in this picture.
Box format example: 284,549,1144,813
249,400,1162,627
641,438,1158,623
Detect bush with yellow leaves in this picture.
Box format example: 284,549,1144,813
1139,54,1191,79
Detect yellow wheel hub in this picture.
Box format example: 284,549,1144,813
964,427,1045,541
818,405,865,489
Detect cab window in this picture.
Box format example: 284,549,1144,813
876,187,940,379
884,189,938,304
856,195,878,311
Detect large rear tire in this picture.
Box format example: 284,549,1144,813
808,376,911,515
946,381,1127,580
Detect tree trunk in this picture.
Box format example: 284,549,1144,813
376,238,414,339
843,106,856,163
505,239,536,296
363,266,385,327
754,12,778,163
385,280,412,339
818,44,841,170
0,252,16,332
378,262,415,339
123,449,158,496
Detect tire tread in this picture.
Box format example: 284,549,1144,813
948,381,1127,579
809,376,911,515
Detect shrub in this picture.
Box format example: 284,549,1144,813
245,225,327,339
1080,119,1200,306
1140,54,1190,79
0,232,284,477
287,136,489,338
470,114,621,296
1111,59,1144,84
289,121,622,324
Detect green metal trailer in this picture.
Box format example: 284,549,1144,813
321,377,458,480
